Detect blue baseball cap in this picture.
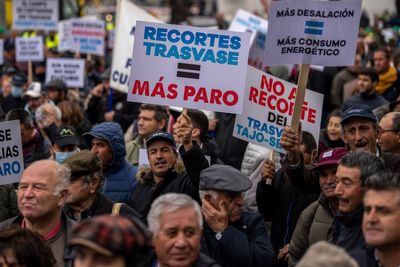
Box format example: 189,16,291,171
341,104,377,125
145,131,176,148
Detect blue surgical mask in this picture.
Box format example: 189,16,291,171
11,86,23,97
55,150,77,163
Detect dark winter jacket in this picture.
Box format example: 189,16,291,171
318,129,345,157
129,142,209,218
149,252,221,267
84,122,137,204
201,211,275,267
333,206,365,252
349,246,379,267
256,169,318,256
86,89,141,132
65,192,142,222
22,128,51,168
0,184,19,223
214,113,247,170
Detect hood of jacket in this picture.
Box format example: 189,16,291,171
84,122,126,170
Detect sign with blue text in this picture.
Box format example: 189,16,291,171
234,66,323,153
229,9,269,71
70,18,105,56
0,120,24,185
12,0,59,31
128,21,251,114
265,0,361,66
110,0,162,93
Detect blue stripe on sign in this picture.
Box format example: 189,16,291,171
305,20,324,28
304,28,323,35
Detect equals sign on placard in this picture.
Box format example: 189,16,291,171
304,20,324,35
176,63,201,79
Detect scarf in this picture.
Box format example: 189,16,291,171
376,66,397,94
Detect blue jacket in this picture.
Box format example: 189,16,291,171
85,122,137,204
201,211,275,267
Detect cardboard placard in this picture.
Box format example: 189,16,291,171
16,36,44,62
45,58,85,88
265,0,361,66
12,0,59,30
127,21,251,114
0,120,24,185
234,66,323,154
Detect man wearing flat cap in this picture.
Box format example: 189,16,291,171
199,164,275,267
63,150,142,222
45,79,68,105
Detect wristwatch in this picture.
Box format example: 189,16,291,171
215,231,223,241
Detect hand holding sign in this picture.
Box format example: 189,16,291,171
280,125,302,165
261,159,275,185
174,109,193,151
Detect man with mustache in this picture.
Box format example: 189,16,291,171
199,164,275,267
350,172,400,266
0,160,75,267
129,113,209,218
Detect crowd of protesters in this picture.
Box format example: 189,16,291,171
0,1,400,267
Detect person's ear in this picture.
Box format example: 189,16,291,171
311,149,318,163
158,119,167,131
192,128,200,139
89,177,100,194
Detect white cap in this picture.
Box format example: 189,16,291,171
23,82,43,98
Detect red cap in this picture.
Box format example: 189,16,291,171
312,147,348,171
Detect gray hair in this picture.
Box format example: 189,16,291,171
35,103,62,122
147,193,203,235
365,172,400,191
198,190,219,202
54,161,71,195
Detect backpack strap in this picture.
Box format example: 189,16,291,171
111,203,123,216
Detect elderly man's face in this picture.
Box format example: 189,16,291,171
147,140,177,178
334,165,364,213
318,165,337,198
211,191,245,223
378,114,400,153
17,161,67,222
153,207,202,267
342,118,378,154
363,189,400,249
91,138,113,168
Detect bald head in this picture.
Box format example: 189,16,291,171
378,112,400,153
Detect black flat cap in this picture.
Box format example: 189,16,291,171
199,164,252,192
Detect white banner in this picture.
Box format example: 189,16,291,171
110,0,162,93
16,37,44,62
229,9,269,71
265,0,361,66
0,39,3,65
12,0,59,30
45,58,85,88
0,120,24,185
128,21,251,114
234,66,323,153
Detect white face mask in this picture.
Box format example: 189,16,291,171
55,150,77,163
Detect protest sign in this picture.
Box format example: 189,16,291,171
70,18,105,56
45,58,85,88
229,9,269,71
16,37,44,62
110,0,162,93
0,120,24,185
234,66,323,154
265,0,361,66
12,0,58,31
0,39,3,65
58,20,72,52
128,21,251,114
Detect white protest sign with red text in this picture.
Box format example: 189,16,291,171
234,66,323,154
128,21,251,114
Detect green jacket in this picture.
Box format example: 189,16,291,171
125,135,145,167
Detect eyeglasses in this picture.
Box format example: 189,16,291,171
379,127,397,134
